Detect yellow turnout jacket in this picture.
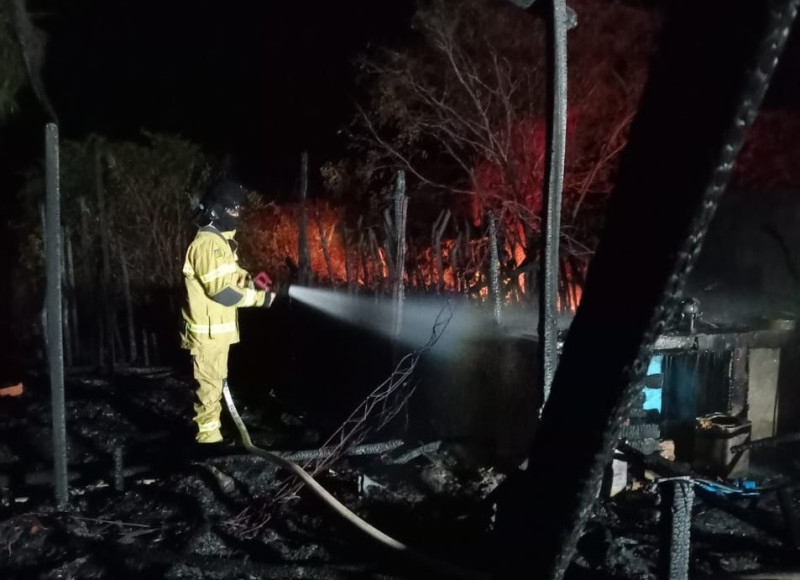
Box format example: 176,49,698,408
180,225,267,350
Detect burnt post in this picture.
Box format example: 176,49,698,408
658,477,694,580
392,171,408,338
298,151,313,286
45,123,68,507
489,211,502,324
538,0,568,403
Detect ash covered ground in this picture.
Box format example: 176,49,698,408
1,371,799,579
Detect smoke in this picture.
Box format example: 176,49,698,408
287,287,473,353
287,286,574,358
684,280,799,329
288,280,800,363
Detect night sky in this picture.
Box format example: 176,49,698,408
25,0,800,195
39,0,415,194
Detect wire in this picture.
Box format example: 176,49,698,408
221,382,488,580
271,299,455,504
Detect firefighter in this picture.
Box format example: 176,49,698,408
180,179,275,445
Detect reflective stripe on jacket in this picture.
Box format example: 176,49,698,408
180,225,266,350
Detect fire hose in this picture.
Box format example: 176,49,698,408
220,382,488,580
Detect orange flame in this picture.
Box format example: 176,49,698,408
240,200,584,310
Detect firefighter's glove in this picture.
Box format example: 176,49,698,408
254,271,272,292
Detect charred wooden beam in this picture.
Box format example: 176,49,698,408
537,0,568,402
658,477,694,580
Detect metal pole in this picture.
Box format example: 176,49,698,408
45,122,68,507
538,0,568,404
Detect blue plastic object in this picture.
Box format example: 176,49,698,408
642,355,663,411
647,355,663,377
643,387,662,411
694,478,760,497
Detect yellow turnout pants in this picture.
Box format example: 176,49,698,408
191,343,230,443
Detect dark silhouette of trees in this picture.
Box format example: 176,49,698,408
0,2,27,123
335,0,659,261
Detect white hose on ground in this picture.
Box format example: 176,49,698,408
221,383,488,580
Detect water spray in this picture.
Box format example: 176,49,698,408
288,286,471,353
287,285,573,358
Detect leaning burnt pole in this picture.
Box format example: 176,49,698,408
508,0,570,401
45,123,68,507
496,2,799,580
538,0,568,402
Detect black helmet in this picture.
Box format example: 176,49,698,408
199,179,247,231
